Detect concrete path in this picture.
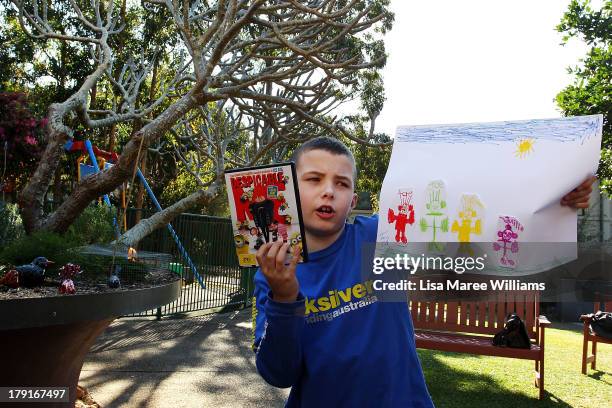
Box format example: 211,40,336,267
79,309,289,408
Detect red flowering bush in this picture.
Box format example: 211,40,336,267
0,92,47,192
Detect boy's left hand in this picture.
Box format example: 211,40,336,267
560,175,597,209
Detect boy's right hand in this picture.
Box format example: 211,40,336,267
256,240,301,302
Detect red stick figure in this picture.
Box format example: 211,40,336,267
388,204,415,244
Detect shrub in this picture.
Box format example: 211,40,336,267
65,204,117,245
0,201,25,247
0,93,47,190
0,231,79,272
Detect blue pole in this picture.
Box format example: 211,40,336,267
136,168,205,289
85,140,120,237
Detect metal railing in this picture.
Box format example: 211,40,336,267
125,209,256,317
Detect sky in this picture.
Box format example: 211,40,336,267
374,0,597,136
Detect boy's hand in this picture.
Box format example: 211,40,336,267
256,240,301,302
561,175,597,209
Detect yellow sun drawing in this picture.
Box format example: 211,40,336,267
515,138,535,158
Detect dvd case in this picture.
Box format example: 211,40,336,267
225,162,308,267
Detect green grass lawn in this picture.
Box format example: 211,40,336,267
419,323,611,407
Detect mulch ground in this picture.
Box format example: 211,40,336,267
0,269,178,300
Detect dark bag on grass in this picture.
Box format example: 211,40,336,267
589,311,612,339
492,313,531,349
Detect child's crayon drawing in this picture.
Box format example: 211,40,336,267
419,180,448,251
493,216,524,268
451,194,484,242
387,189,415,244
378,115,602,275
515,138,535,159
452,194,484,255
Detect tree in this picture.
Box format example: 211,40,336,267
9,0,394,244
556,0,611,194
0,92,47,195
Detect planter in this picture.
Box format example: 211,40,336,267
0,278,181,408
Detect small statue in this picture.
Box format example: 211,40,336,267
15,257,54,288
108,265,121,288
59,279,76,294
58,263,81,295
0,270,19,288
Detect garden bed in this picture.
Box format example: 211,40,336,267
0,268,178,300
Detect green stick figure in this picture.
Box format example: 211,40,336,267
419,180,449,252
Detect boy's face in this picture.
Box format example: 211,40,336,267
296,149,357,239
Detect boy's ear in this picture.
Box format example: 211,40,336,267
350,193,358,210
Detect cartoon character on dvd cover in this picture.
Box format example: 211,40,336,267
226,164,306,267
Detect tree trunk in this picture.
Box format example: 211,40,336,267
117,183,219,246
18,124,69,232
40,89,203,233
90,84,97,110
53,163,62,210
108,123,116,154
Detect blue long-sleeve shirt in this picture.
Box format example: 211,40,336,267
252,215,434,407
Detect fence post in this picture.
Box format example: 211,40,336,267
240,267,257,307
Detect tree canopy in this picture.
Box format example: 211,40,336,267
556,0,611,194
1,0,394,244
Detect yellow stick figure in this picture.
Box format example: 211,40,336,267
451,194,484,248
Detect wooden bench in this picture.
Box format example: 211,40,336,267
409,291,550,400
580,292,612,374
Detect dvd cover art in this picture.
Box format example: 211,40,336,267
225,162,308,267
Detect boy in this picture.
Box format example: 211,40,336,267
252,137,594,407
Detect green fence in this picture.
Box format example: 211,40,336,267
126,209,256,317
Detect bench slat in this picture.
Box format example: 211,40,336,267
410,292,540,337
427,301,435,323
488,301,498,330
410,300,418,322
418,301,426,323
446,302,458,325
478,301,488,328
497,292,506,328
525,297,536,339
415,330,540,360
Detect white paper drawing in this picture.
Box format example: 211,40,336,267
376,115,603,275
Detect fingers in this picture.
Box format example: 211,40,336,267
256,240,300,302
255,242,274,267
571,201,590,209
561,195,591,209
256,240,282,270
288,245,301,270
561,175,596,208
266,240,283,264
561,188,592,204
275,242,290,272
256,240,297,274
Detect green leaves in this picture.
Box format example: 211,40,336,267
557,0,611,46
556,0,611,196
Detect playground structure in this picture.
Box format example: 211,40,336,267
64,139,205,288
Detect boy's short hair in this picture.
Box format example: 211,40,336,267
292,137,357,182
